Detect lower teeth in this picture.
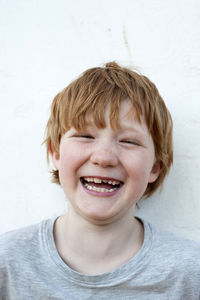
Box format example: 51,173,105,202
84,182,117,193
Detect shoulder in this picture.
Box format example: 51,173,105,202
0,218,53,266
0,221,41,247
152,224,200,253
0,218,57,295
146,220,200,273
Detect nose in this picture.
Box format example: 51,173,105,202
90,142,118,168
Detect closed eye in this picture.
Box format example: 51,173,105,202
74,134,94,139
121,140,140,146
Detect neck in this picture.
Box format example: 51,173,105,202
53,209,144,275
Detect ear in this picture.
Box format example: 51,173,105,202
49,141,60,170
148,161,162,183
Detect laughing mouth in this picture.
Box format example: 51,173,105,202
80,176,123,193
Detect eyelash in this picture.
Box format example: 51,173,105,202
74,134,93,139
121,140,140,146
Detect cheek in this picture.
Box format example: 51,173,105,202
126,153,154,179
58,142,88,181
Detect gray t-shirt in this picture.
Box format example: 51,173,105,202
0,216,200,300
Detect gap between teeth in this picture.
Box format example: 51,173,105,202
84,177,119,185
84,182,118,193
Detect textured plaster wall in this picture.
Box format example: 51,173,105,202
0,0,200,241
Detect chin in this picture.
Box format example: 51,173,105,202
78,207,121,225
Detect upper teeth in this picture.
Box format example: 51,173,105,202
83,177,120,185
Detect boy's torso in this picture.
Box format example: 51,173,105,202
0,216,200,300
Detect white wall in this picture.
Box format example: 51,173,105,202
0,0,200,241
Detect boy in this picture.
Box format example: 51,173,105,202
0,62,200,299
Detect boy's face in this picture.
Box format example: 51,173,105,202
52,100,161,224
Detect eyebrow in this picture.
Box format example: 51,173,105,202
118,125,145,135
83,122,147,136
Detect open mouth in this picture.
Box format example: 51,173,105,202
80,176,123,193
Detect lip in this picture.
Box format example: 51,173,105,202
80,176,124,197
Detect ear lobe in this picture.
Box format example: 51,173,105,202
148,161,162,183
51,151,60,170
49,141,60,170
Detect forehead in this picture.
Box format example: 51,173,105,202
88,99,148,133
65,95,146,135
116,99,137,119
